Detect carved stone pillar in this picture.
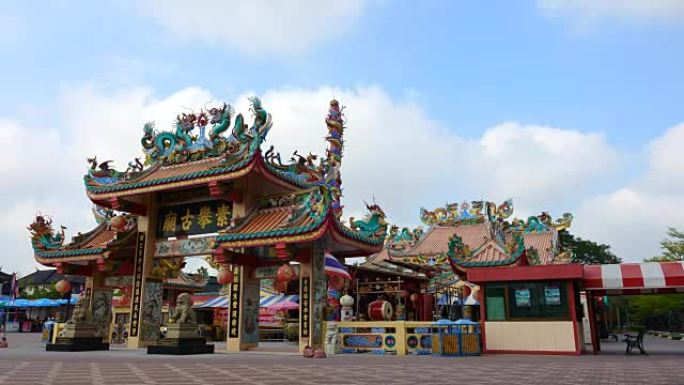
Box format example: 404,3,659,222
299,244,326,351
127,200,161,348
226,265,259,352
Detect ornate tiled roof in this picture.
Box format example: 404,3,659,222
83,98,328,200
29,215,138,264
214,188,387,253
368,199,573,273
79,98,388,254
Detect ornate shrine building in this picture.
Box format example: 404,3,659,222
29,98,387,351
360,200,585,354
366,200,573,289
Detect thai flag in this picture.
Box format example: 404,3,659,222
324,252,351,279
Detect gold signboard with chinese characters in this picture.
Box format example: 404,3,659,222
156,201,232,238
130,232,145,337
300,277,310,338
228,266,241,339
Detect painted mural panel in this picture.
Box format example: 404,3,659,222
140,281,163,341
241,278,260,344
311,248,326,346
92,290,113,338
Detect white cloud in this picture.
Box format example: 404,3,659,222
5,83,679,273
642,123,684,193
573,123,684,261
0,85,218,275
538,0,684,27
465,122,617,209
138,0,372,54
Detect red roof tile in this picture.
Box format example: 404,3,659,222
522,232,556,264
137,158,223,183
403,223,490,256
465,240,513,264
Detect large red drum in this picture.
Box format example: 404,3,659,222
368,300,393,321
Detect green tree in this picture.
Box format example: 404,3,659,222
645,227,684,262
23,286,61,300
558,230,621,264
627,294,684,331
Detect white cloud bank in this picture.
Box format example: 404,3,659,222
573,123,684,260
138,0,373,54
538,0,684,27
0,84,680,274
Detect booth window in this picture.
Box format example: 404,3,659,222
484,281,569,321
507,281,568,319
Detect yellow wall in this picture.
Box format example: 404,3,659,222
484,321,576,353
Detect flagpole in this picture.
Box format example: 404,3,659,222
1,280,5,339
3,273,16,340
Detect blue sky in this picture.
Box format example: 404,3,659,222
2,0,684,273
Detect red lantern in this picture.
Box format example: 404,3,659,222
328,276,345,291
276,264,297,282
109,215,128,232
217,268,234,285
55,279,72,294
273,279,288,293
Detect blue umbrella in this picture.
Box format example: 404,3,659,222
57,296,77,305
10,299,30,307
29,298,60,307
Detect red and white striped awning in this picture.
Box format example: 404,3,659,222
584,262,684,295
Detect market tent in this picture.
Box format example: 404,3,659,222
260,294,299,308
195,292,299,309
28,298,57,307
0,296,77,308
268,299,299,311
196,296,229,308
584,262,684,295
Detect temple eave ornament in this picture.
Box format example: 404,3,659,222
420,199,513,227
348,202,388,240
28,215,66,251
84,96,273,188
386,225,424,252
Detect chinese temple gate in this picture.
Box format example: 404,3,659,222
29,98,388,352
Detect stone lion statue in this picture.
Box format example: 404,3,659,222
67,295,93,324
169,293,196,324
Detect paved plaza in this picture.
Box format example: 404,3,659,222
1,333,683,385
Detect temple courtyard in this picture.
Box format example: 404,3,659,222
1,334,682,385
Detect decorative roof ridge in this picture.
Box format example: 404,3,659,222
446,231,526,269
84,97,272,194
84,152,256,194
258,206,294,214
162,156,217,169
167,271,208,287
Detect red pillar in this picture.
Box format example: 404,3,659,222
586,292,600,354
567,281,581,355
